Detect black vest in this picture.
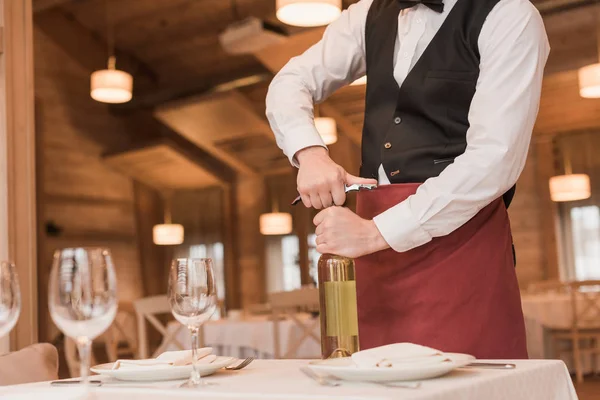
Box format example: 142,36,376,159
359,0,515,207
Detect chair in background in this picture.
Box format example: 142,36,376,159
0,343,59,385
527,279,569,294
105,304,138,362
269,288,320,359
134,295,186,359
551,280,600,383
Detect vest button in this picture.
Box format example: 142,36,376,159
394,116,402,124
384,142,392,149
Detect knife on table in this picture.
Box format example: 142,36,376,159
464,362,516,369
291,183,378,206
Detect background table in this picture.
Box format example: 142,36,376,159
521,292,600,372
0,359,577,400
164,315,321,359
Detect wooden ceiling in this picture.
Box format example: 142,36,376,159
32,0,600,189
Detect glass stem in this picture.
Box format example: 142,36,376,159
77,336,92,389
190,327,201,385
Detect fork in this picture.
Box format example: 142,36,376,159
225,357,255,370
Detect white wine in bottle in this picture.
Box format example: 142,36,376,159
317,254,360,358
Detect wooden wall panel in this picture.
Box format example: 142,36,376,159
34,27,144,342
508,147,546,286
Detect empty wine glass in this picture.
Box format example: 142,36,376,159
0,262,20,338
49,248,117,392
168,258,217,388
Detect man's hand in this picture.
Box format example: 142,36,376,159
296,147,377,209
313,207,389,258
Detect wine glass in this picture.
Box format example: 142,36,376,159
49,248,117,392
0,262,20,337
168,258,217,388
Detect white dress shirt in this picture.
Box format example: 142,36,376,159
266,0,550,252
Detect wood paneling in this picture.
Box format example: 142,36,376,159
133,182,168,297
235,177,267,307
34,26,144,342
508,147,546,287
536,71,600,136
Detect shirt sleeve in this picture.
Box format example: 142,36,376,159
265,0,372,166
373,0,550,252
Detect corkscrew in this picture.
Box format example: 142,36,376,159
291,183,377,206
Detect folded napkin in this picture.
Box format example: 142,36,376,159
351,343,451,368
112,348,215,370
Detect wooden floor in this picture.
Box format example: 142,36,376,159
575,375,600,400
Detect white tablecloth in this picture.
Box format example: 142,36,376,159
0,359,577,400
521,293,600,372
165,315,321,359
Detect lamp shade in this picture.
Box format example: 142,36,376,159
350,76,367,86
276,0,342,27
91,67,133,104
260,213,293,235
578,63,600,98
153,224,184,245
549,174,591,202
315,117,338,145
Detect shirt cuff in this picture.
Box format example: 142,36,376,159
283,125,327,167
372,200,433,252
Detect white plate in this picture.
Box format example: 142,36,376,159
90,356,236,381
308,353,475,382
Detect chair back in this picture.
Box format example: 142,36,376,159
133,295,186,359
0,344,59,385
269,288,320,359
569,280,600,330
105,305,138,361
527,280,568,294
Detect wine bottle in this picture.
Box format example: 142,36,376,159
317,254,360,359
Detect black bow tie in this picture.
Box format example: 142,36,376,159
397,0,444,13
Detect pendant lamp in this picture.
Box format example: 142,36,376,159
350,76,367,86
260,213,293,235
276,0,342,27
314,105,338,145
153,195,184,245
260,184,293,235
315,117,338,145
91,56,133,104
549,139,591,202
91,0,133,104
578,9,600,98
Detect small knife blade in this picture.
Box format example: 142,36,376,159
464,362,516,369
291,183,377,206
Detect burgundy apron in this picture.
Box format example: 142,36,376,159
355,184,528,359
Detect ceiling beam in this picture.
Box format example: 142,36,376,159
114,67,272,111
34,8,159,86
254,27,326,73
106,111,237,184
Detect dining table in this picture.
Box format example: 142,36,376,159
521,292,600,373
164,314,321,359
0,359,577,400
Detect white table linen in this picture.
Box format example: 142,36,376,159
522,293,600,372
164,315,321,359
0,359,577,400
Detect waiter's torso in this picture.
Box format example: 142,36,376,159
361,0,515,206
